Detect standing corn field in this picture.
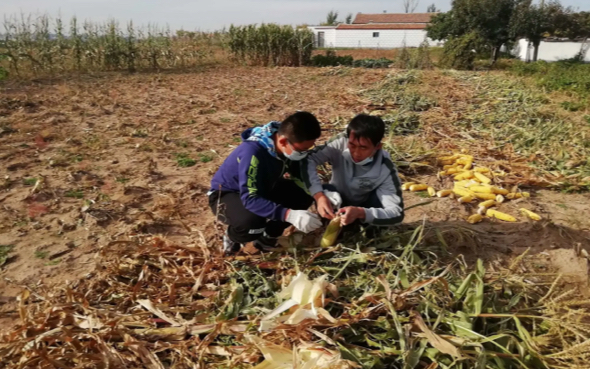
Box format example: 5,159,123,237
0,14,218,76
227,24,314,66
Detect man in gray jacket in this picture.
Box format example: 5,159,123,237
302,114,404,230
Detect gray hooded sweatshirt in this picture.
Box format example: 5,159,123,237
302,133,404,225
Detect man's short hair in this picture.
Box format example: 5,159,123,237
346,114,385,146
278,111,322,143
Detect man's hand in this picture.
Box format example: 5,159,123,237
313,192,335,219
338,206,366,226
285,209,323,233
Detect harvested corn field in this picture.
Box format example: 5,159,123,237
1,65,590,369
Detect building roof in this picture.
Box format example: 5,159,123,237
352,13,434,24
336,23,428,30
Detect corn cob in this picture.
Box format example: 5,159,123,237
427,187,436,197
437,189,453,198
453,187,474,198
458,195,475,203
474,167,491,173
438,154,460,162
506,192,531,200
470,185,493,193
401,182,415,191
477,200,497,215
454,171,474,181
492,187,509,195
486,209,517,222
320,217,342,248
474,192,497,201
445,167,463,175
520,208,541,221
473,172,492,184
410,184,429,192
467,214,483,224
496,195,505,204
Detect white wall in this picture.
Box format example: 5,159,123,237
514,38,590,62
335,29,434,48
309,27,336,48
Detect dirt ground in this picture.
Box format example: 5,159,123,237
1,65,589,328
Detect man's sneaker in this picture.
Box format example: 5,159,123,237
254,233,279,252
223,232,241,256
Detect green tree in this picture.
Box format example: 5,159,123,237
427,0,526,64
345,13,353,24
510,0,566,61
322,11,339,26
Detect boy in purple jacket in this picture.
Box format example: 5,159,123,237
209,112,323,255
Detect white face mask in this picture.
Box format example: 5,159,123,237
284,142,309,161
344,148,374,166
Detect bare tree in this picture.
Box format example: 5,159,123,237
403,0,420,13
427,3,438,12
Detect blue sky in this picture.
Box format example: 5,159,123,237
1,0,589,32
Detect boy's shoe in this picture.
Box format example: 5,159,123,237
223,232,242,256
254,233,279,252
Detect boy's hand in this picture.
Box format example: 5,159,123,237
313,192,335,219
338,207,366,226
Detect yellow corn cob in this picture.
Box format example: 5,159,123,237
477,200,497,215
479,200,496,208
467,214,483,224
321,217,342,248
410,184,429,192
438,171,447,176
438,154,460,162
454,171,474,181
486,209,517,222
401,182,416,191
473,172,492,184
458,195,475,204
427,187,436,197
454,180,478,188
457,157,473,170
522,192,530,198
453,187,474,198
443,164,457,170
474,193,497,201
470,185,493,193
492,187,509,195
474,167,491,173
437,189,453,198
446,167,463,175
520,208,541,221
496,195,505,204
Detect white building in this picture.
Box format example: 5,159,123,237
309,13,441,49
513,38,590,62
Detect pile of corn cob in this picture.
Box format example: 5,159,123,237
403,153,542,224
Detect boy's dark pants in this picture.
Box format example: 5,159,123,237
208,179,314,244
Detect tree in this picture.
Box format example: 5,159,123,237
403,0,420,13
510,1,567,62
427,0,526,64
427,3,439,13
345,13,353,24
322,11,339,26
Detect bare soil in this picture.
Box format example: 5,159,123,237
1,66,589,328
